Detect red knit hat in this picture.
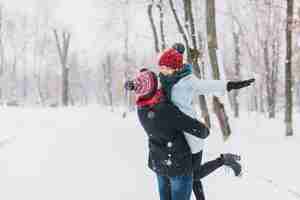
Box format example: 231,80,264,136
133,69,158,101
158,48,183,69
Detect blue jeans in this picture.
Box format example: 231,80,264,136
157,175,193,200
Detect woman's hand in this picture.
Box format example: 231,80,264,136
227,78,255,92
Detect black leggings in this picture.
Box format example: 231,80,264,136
192,151,223,180
192,151,224,200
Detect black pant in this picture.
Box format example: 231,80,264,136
192,151,224,200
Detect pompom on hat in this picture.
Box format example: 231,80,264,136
172,43,185,54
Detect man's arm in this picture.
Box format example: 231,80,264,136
161,103,209,139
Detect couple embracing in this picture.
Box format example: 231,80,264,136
125,43,255,200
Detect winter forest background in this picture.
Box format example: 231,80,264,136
0,0,300,200
0,0,298,135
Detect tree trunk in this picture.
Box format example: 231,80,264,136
11,55,17,102
285,0,294,136
102,55,113,110
36,72,45,106
96,65,106,105
296,81,300,111
264,33,279,119
23,71,27,103
252,86,259,112
206,0,231,140
184,0,211,127
147,1,160,53
197,32,206,78
259,81,265,114
264,40,273,118
0,6,4,103
106,55,113,109
157,0,166,50
232,32,241,118
169,0,191,62
123,0,130,117
62,67,69,106
197,32,213,121
267,38,280,118
183,0,191,39
53,30,71,107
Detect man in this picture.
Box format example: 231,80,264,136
125,69,209,200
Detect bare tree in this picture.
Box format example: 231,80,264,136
169,0,191,61
53,29,71,106
96,62,106,105
157,0,166,50
226,1,242,118
227,1,282,118
103,54,113,110
167,0,212,127
295,9,300,111
206,0,231,139
183,0,211,127
232,31,241,118
68,51,87,106
147,0,166,53
122,0,131,117
261,1,281,119
285,0,294,136
265,37,280,118
33,30,49,106
147,0,160,53
0,5,4,103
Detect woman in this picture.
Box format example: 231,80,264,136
158,45,255,200
125,69,210,200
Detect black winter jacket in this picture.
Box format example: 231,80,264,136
137,101,209,177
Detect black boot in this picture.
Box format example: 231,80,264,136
221,153,242,176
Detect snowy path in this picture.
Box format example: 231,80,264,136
0,107,299,200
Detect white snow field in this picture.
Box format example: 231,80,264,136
0,106,299,200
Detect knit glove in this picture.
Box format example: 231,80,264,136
227,78,255,92
124,80,136,91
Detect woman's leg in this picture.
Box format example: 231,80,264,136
194,153,242,179
194,157,224,180
193,180,205,200
192,152,242,200
193,151,244,180
170,175,193,200
192,151,223,200
156,175,172,200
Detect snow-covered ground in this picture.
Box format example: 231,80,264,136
0,106,299,200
